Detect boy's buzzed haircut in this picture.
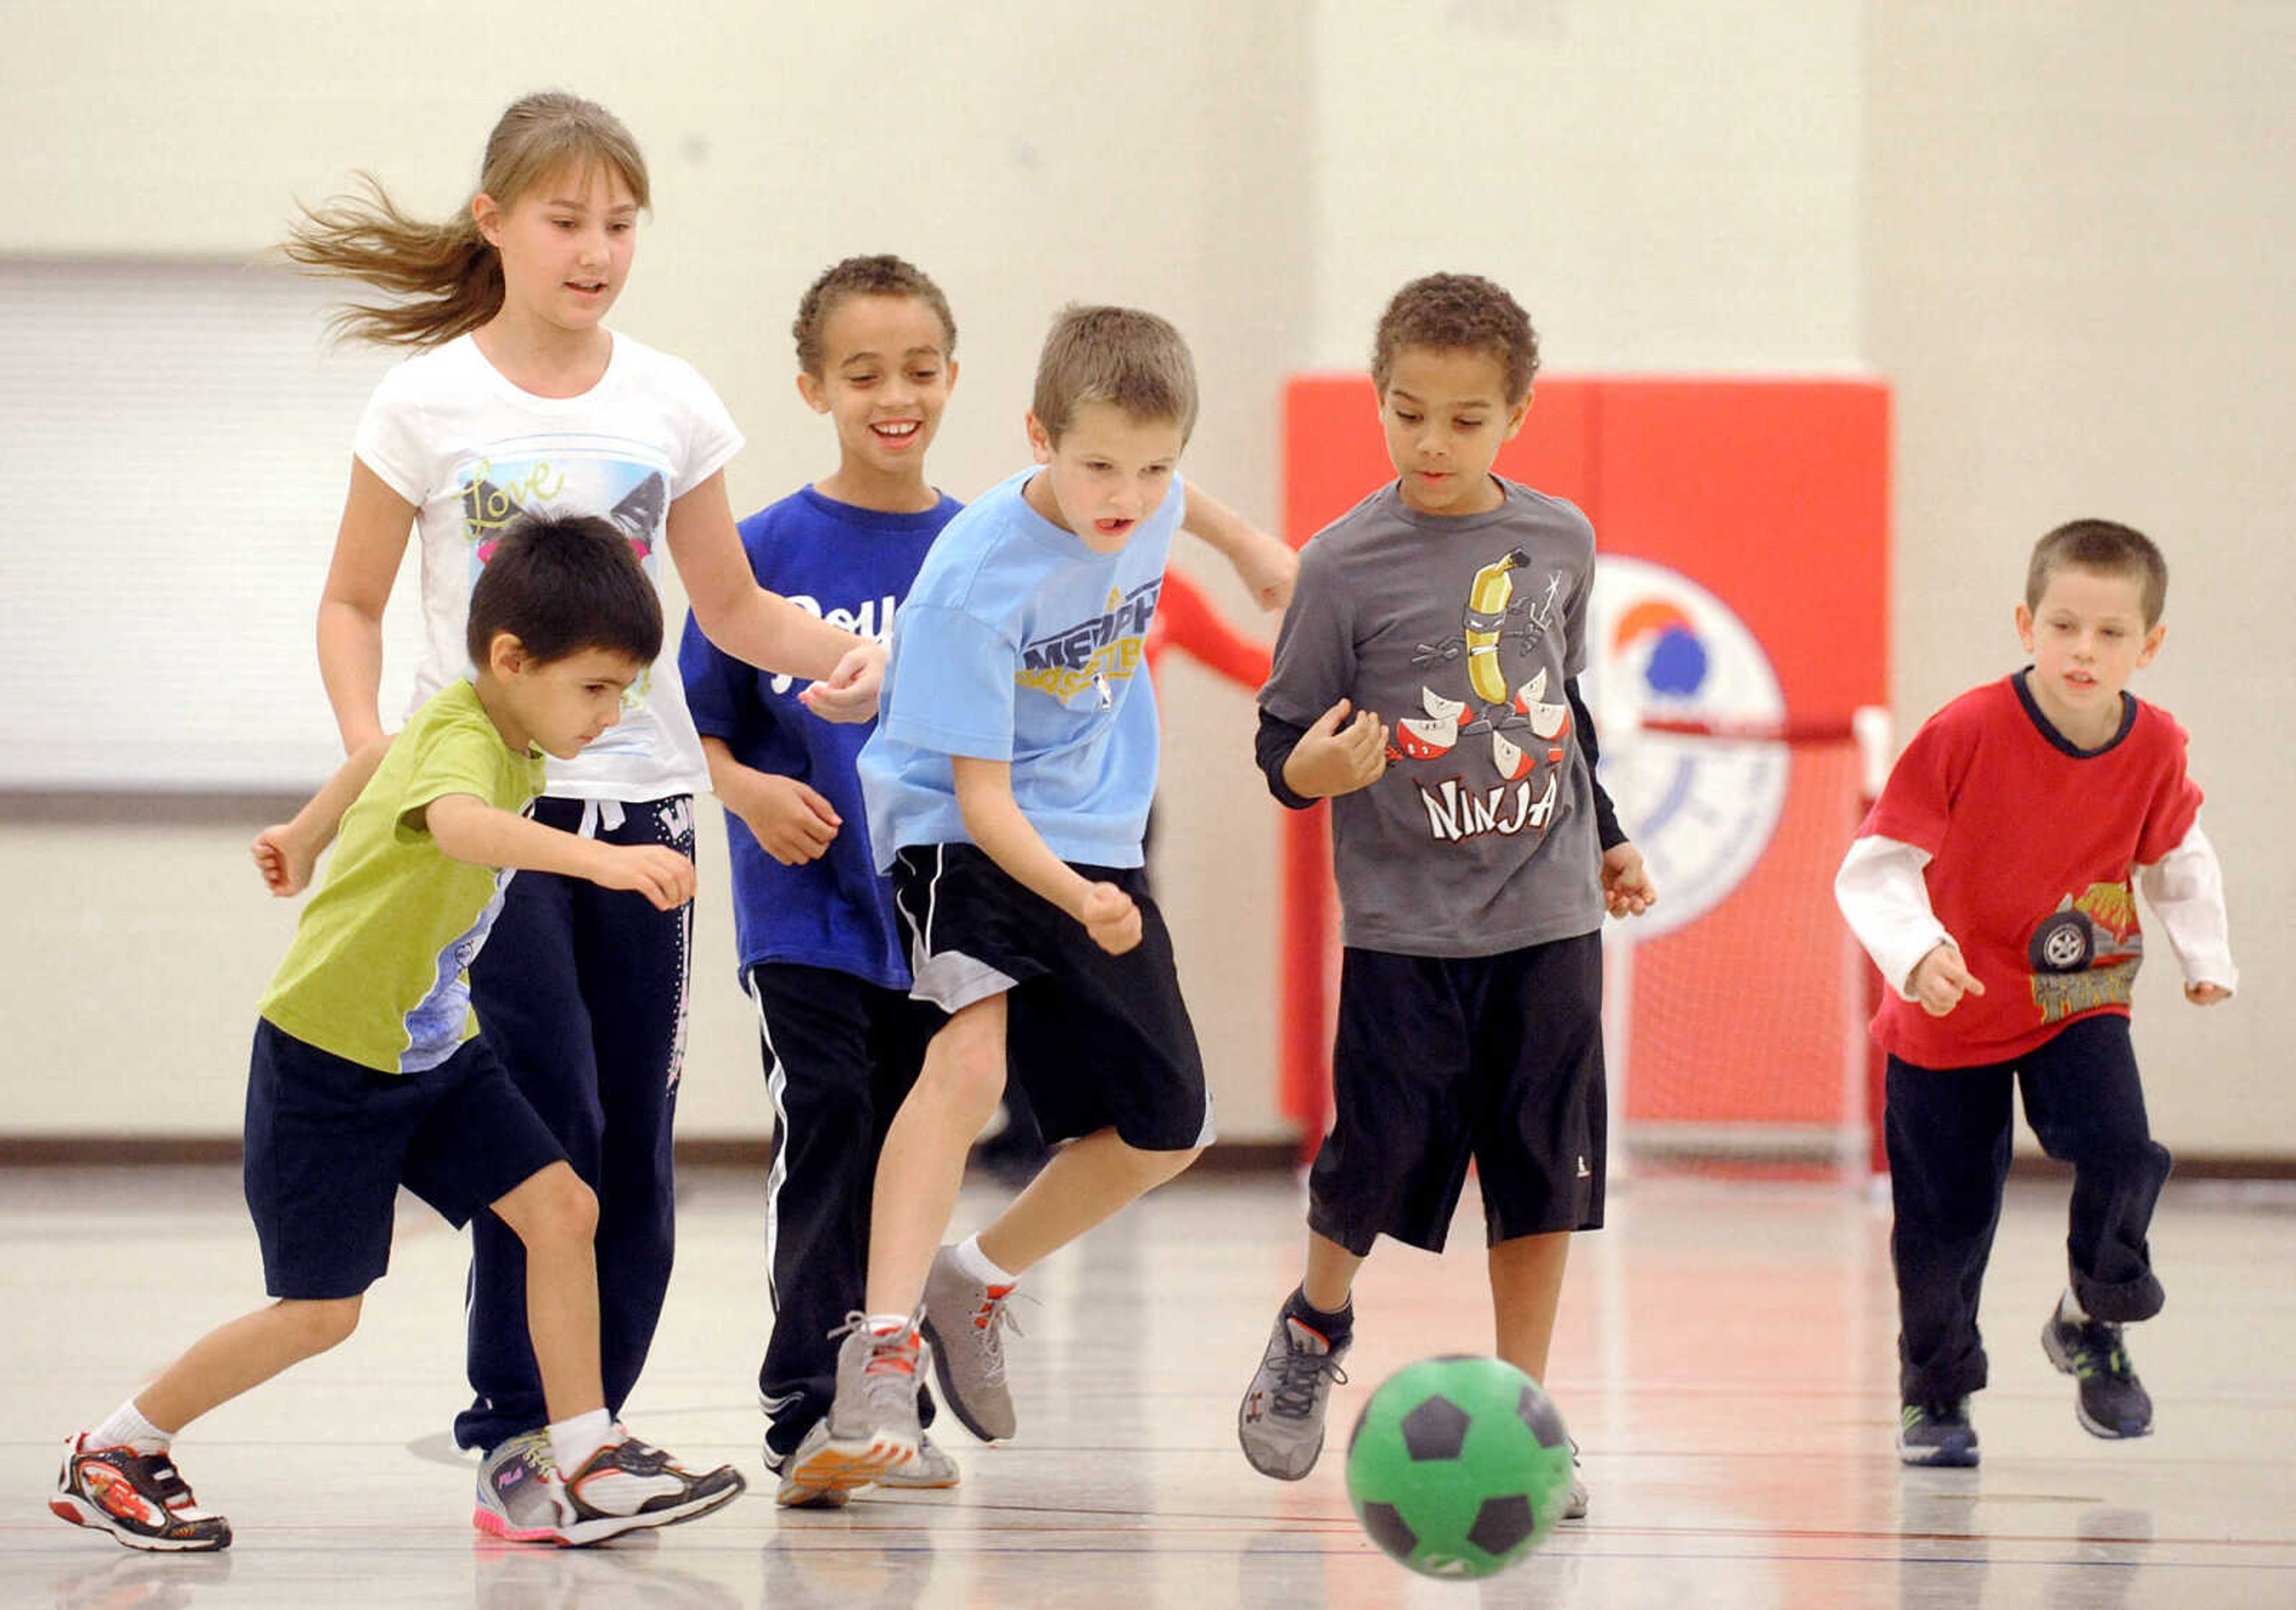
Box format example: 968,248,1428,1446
792,254,958,378
2027,518,2169,627
1372,273,1541,405
465,512,663,667
1031,304,1199,444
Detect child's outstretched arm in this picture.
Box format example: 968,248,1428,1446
1834,835,1984,1016
425,795,695,911
2138,819,2239,1003
700,737,841,867
1180,484,1298,613
251,734,395,896
667,472,886,723
951,756,1139,955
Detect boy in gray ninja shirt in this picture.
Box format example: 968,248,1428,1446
1234,274,1656,1519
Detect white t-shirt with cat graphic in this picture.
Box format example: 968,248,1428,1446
353,330,743,802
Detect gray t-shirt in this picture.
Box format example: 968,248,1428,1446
1262,479,1605,957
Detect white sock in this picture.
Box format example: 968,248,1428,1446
89,1398,170,1453
952,1234,1017,1288
548,1407,615,1477
2059,1288,2090,1323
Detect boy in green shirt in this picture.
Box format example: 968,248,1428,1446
51,514,742,1551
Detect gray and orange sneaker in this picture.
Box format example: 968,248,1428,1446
920,1248,1022,1443
777,1421,960,1508
872,1431,961,1492
783,1315,930,1504
50,1434,231,1552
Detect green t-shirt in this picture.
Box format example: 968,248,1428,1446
258,679,546,1073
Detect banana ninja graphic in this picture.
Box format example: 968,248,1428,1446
1382,547,1576,843
1464,549,1524,705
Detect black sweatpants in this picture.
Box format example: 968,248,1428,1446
748,962,942,1465
454,795,695,1453
1885,1013,2172,1405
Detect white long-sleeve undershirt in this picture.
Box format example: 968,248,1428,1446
1834,820,2237,1000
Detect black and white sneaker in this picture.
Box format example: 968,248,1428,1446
553,1434,744,1546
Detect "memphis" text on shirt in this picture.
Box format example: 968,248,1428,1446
1016,581,1162,702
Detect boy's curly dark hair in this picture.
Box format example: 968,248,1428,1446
792,255,956,378
1372,273,1540,404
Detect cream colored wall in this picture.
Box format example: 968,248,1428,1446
1862,2,2295,1160
1302,0,1866,373
3,2,2288,1157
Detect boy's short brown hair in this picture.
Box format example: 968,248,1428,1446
1371,273,1540,405
2026,518,2169,627
791,254,957,378
1031,304,1198,444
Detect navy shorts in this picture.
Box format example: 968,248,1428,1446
889,843,1213,1153
243,1020,567,1300
1308,934,1607,1256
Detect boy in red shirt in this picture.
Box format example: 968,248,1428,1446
1836,518,2236,1467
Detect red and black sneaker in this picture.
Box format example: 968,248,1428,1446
51,1433,232,1551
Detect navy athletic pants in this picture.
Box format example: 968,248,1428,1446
1885,1013,2172,1405
454,795,694,1453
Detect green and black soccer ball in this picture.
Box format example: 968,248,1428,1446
1344,1355,1574,1580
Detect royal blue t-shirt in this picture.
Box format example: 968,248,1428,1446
859,468,1180,872
680,485,960,989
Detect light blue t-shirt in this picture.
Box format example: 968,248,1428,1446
859,468,1182,870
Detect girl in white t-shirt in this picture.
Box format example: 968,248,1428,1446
283,89,880,1541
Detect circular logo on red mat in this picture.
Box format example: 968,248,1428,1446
1585,557,1789,939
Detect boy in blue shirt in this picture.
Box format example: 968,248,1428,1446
780,304,1297,1496
680,256,970,1505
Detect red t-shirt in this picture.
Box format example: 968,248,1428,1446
1860,672,2202,1068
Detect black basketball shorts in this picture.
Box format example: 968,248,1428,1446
1308,933,1607,1255
889,843,1213,1153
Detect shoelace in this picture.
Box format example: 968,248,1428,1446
1265,1337,1348,1419
963,1287,1033,1387
2064,1321,2133,1381
831,1310,924,1379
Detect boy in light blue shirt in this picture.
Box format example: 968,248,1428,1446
786,305,1297,1495
857,462,1171,869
